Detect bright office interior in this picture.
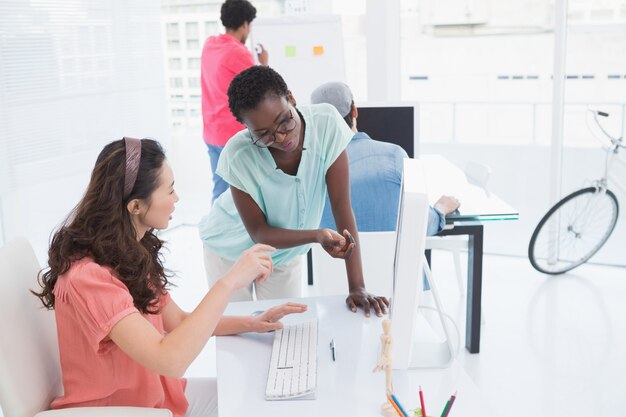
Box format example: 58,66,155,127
1,0,626,416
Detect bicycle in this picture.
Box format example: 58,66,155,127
528,109,625,274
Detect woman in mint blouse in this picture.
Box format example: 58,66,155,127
199,66,388,317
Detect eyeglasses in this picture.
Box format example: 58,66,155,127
248,109,297,148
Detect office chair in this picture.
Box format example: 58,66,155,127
0,237,171,417
425,161,492,297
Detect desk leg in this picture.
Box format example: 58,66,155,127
438,224,484,353
425,249,432,268
466,226,483,353
307,249,313,286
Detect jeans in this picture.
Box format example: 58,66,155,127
206,144,229,203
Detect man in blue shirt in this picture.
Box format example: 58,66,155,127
311,81,460,235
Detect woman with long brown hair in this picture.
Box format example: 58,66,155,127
34,137,306,417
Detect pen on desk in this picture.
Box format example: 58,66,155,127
329,339,336,361
419,385,427,417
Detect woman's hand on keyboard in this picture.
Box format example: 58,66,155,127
250,302,308,332
225,244,275,289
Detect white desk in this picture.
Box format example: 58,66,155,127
217,295,496,417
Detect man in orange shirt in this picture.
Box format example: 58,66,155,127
201,0,268,203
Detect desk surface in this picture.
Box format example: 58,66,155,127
421,154,518,222
217,295,496,417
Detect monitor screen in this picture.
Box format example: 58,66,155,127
355,106,415,158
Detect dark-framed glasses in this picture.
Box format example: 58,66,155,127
248,109,297,148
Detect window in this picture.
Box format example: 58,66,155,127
188,57,200,70
166,22,179,39
186,22,199,39
169,58,182,70
188,77,200,88
170,77,183,88
399,1,554,145
185,22,200,50
171,108,186,117
205,21,219,36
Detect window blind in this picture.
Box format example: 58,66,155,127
0,0,170,249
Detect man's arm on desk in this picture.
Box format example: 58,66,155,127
428,195,461,235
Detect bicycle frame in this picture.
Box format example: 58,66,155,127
603,145,626,195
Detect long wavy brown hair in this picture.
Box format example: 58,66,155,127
33,139,171,314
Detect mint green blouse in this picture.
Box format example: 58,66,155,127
199,104,353,265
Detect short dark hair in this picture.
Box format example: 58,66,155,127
220,0,257,30
343,101,355,128
228,66,289,123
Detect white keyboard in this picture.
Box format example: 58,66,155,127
265,319,318,400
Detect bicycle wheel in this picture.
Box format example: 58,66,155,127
528,187,619,274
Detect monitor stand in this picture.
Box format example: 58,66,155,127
405,255,455,369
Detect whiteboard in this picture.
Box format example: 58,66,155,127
249,15,346,104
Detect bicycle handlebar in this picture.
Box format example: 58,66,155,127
590,109,622,145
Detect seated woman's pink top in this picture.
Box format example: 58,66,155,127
51,258,188,416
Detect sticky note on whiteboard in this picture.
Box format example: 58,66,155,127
285,45,296,57
313,45,324,56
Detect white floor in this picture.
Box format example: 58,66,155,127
160,225,626,417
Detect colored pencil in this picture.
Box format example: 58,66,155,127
386,393,405,417
442,391,457,417
439,399,450,417
419,385,427,417
390,393,409,417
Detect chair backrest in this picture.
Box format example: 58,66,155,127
311,231,396,298
0,238,62,417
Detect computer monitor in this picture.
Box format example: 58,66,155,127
390,158,454,369
355,105,416,158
